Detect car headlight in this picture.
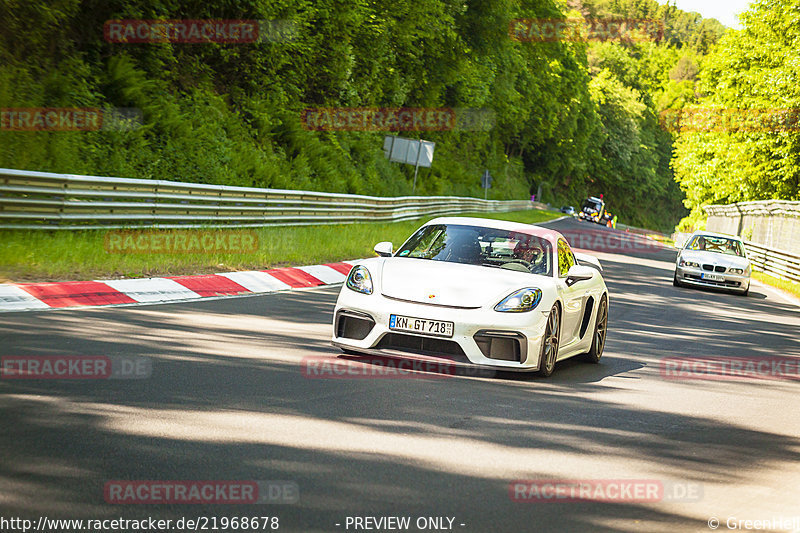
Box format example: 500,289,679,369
346,265,373,295
680,259,700,268
495,288,542,313
729,268,744,275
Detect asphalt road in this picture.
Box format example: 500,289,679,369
1,218,799,533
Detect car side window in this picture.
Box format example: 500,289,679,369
557,239,575,277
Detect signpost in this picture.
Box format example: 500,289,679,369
481,170,492,200
383,136,435,193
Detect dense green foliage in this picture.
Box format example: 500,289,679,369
671,0,800,230
0,0,725,230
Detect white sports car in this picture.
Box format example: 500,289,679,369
331,217,609,376
674,231,751,295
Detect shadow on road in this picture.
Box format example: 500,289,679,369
1,228,799,532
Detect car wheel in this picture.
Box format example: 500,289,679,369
537,304,561,377
584,295,608,364
673,273,681,287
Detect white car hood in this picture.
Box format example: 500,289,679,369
380,258,543,308
680,250,750,269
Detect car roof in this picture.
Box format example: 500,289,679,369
423,216,565,243
689,230,744,242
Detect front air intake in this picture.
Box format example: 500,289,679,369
376,333,468,360
473,331,526,362
335,310,375,340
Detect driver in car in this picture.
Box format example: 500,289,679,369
513,238,545,273
443,230,483,264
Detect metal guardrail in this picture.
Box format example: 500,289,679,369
744,241,800,283
0,168,536,230
671,231,800,283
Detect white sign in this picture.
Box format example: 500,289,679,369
383,136,435,168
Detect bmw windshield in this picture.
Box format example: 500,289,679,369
686,235,746,257
394,224,553,276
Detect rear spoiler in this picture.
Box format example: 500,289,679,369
574,252,603,272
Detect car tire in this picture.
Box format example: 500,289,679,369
537,304,561,377
673,273,681,287
584,295,608,364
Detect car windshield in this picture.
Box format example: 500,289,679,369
687,235,745,257
582,199,602,211
395,224,553,276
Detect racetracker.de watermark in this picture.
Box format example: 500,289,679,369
104,480,298,504
557,228,664,254
1,356,151,380
509,18,663,43
302,355,460,379
510,479,703,503
0,108,141,131
300,107,495,132
521,226,665,254
659,108,800,133
661,356,800,381
104,19,297,43
103,230,259,254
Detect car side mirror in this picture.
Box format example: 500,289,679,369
374,241,393,257
565,264,594,287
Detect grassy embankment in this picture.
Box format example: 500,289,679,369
0,209,561,283
751,271,800,301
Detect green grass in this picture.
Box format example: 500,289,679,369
0,209,561,282
752,271,800,300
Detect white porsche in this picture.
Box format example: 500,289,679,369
331,217,609,376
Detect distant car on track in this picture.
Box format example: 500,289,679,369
332,217,609,376
674,231,751,295
560,205,576,216
577,196,612,226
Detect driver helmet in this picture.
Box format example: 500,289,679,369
513,237,544,263
446,230,482,263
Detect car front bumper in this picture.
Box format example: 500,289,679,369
332,289,549,371
675,265,750,292
578,212,604,224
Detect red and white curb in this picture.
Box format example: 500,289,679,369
0,261,358,313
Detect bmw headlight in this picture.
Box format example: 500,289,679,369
346,265,373,295
495,288,542,313
729,268,744,275
680,259,700,268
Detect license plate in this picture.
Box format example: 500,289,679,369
389,314,454,338
701,273,724,281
